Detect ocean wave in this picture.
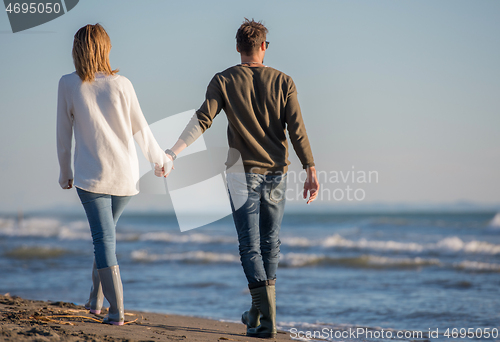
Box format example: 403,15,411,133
322,234,425,252
454,260,500,272
131,250,441,269
434,236,500,254
2,216,500,256
0,217,238,245
0,217,90,240
280,236,313,247
280,253,441,269
131,250,240,263
4,245,71,259
132,249,500,273
138,232,236,244
319,234,500,255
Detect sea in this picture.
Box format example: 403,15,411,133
1,211,500,341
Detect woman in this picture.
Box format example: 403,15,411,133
57,24,171,325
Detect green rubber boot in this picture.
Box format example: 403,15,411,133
246,281,276,338
241,303,260,328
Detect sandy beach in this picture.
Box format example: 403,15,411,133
0,294,294,342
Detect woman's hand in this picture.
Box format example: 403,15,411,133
154,154,174,178
63,179,73,189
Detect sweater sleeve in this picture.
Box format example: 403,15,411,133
284,79,315,169
128,81,168,168
179,75,224,146
56,76,74,188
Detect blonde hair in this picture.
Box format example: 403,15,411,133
72,24,118,82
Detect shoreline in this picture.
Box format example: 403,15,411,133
0,294,294,341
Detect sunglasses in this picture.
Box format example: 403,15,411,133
265,41,270,49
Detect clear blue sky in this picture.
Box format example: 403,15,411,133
1,0,499,212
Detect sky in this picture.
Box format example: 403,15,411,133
0,0,499,213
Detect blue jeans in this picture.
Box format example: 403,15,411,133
76,188,132,269
227,173,287,284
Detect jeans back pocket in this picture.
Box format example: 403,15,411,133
269,174,287,204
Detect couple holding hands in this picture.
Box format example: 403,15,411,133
57,19,319,338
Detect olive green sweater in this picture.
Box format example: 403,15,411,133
179,65,315,174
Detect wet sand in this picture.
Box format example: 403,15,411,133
0,294,293,342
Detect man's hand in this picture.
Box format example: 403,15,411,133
63,179,73,189
303,166,319,204
154,154,174,178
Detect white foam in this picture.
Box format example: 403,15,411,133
362,255,440,267
320,234,500,255
0,217,65,238
58,221,92,240
130,250,441,269
322,234,425,252
280,253,441,268
280,253,327,267
0,217,15,230
138,232,236,244
281,237,314,247
455,260,500,272
321,233,425,252
131,250,240,263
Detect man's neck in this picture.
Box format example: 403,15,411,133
240,54,263,65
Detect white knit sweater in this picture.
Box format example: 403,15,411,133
57,72,167,196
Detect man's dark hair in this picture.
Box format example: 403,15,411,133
236,18,268,56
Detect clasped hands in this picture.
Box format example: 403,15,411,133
154,153,174,178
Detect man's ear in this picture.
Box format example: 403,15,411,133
261,41,266,51
236,45,240,53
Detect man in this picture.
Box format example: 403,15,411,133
157,19,319,338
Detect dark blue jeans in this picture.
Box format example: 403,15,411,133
227,173,287,284
77,188,132,269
